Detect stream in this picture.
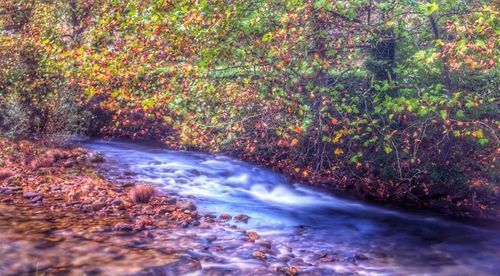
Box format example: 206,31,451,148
80,139,500,275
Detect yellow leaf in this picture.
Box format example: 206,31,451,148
334,148,344,155
332,132,343,143
290,138,298,146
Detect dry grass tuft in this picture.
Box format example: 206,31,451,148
28,149,70,170
128,185,155,204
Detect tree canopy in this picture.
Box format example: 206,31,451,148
1,0,498,215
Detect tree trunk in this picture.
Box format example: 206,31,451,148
429,15,453,92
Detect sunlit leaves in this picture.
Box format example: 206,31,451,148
1,0,497,189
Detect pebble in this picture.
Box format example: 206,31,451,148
22,191,39,198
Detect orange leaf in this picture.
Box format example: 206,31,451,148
330,117,338,125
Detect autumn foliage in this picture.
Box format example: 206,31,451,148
0,0,498,217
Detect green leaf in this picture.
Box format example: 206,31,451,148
422,2,438,15
384,144,393,154
439,110,447,120
262,32,272,42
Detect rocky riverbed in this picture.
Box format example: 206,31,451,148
0,139,346,275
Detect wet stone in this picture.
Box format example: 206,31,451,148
159,247,177,255
89,152,105,163
205,235,218,242
0,187,12,194
252,250,267,260
202,267,240,276
234,213,250,223
114,223,133,232
319,254,336,262
110,198,122,205
355,253,369,260
247,231,260,240
63,160,76,168
258,240,272,249
276,266,300,275
23,191,40,198
176,199,196,211
122,170,137,176
161,197,177,205
136,257,202,275
219,213,232,221
31,195,43,202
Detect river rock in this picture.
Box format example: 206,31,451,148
205,235,218,242
276,266,300,275
176,199,196,211
252,251,266,260
202,267,240,276
63,160,76,168
258,240,272,249
355,253,369,260
88,152,105,163
157,205,176,215
110,198,122,205
136,257,202,275
234,214,250,223
247,231,260,240
31,195,43,202
219,213,231,220
159,247,177,255
91,202,105,211
22,191,40,198
319,254,336,262
161,197,177,205
114,223,133,232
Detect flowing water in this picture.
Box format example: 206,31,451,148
79,139,500,275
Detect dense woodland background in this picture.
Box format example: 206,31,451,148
0,0,498,217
